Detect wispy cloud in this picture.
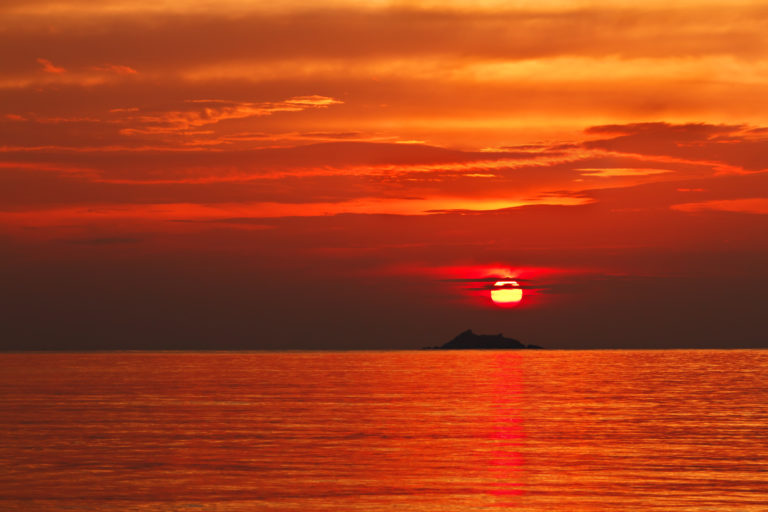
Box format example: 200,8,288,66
577,168,673,178
671,198,768,215
118,96,343,135
65,236,142,245
36,57,65,74
93,64,138,75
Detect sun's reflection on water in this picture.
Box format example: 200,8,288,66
487,353,525,504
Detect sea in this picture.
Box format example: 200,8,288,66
0,350,766,511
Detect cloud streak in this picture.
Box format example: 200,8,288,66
36,58,65,74
119,96,343,135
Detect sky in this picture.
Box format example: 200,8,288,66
1,0,767,349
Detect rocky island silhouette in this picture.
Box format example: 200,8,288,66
424,329,543,350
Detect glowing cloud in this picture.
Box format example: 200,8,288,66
36,58,66,74
672,198,768,215
93,64,138,75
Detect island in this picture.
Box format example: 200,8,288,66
424,329,543,350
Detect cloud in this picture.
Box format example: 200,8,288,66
1,4,766,154
1,123,767,233
442,276,534,292
93,64,138,75
299,131,363,140
7,6,768,74
581,166,768,213
442,277,532,283
577,168,673,178
65,236,142,245
584,122,768,172
119,96,342,135
36,57,65,74
671,198,768,215
283,95,341,107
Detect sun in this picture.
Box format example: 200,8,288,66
490,280,523,306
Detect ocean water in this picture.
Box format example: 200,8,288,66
0,350,766,511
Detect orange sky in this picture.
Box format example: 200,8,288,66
1,0,767,349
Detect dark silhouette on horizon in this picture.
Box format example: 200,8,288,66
424,329,543,350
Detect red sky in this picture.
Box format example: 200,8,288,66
2,0,767,349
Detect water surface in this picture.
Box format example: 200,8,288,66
1,350,766,511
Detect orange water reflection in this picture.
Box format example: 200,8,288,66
0,351,767,511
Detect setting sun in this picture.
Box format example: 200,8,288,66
490,281,523,306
